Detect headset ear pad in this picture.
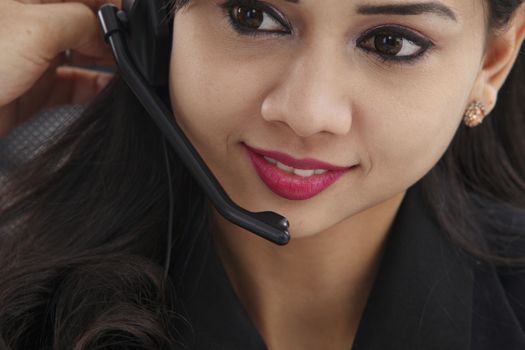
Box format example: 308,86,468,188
123,0,173,87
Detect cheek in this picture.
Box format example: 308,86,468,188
169,16,293,172
169,18,271,156
355,52,481,185
169,47,239,153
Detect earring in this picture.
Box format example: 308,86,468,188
463,101,486,128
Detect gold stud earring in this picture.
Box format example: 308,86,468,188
463,101,486,128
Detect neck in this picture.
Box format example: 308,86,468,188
212,192,405,349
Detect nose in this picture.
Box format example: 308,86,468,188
261,48,353,138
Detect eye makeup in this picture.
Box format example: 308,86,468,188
217,0,435,65
219,0,291,37
356,24,434,64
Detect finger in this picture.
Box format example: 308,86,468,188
66,51,117,68
27,2,114,61
16,0,122,13
0,53,65,123
13,65,113,122
0,66,113,137
45,66,115,107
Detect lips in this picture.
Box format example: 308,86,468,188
244,145,353,200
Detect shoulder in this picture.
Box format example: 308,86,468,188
472,260,525,348
470,195,525,348
498,265,525,329
471,257,525,348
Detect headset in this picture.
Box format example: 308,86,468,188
97,1,290,250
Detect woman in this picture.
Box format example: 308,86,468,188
0,0,524,348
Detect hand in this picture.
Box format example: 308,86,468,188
0,0,120,138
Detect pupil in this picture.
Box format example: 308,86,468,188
236,7,264,28
375,34,403,55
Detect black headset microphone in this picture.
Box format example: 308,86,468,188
96,1,290,255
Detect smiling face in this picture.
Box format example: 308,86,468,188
169,0,488,238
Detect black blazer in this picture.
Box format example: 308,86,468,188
177,184,525,349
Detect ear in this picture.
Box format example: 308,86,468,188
472,5,525,112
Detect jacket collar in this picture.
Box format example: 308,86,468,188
178,183,474,349
352,183,473,349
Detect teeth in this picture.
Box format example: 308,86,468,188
293,169,315,177
276,162,294,173
264,156,277,165
263,156,327,177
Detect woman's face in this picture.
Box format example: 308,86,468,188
169,0,487,238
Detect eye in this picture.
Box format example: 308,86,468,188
357,26,432,62
220,0,291,36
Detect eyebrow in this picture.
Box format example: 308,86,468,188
355,2,457,21
283,1,457,22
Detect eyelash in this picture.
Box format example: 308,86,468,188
357,25,433,64
220,0,291,37
219,0,434,64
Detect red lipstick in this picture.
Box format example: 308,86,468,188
245,145,353,200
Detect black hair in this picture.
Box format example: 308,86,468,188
0,0,524,348
422,1,525,265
